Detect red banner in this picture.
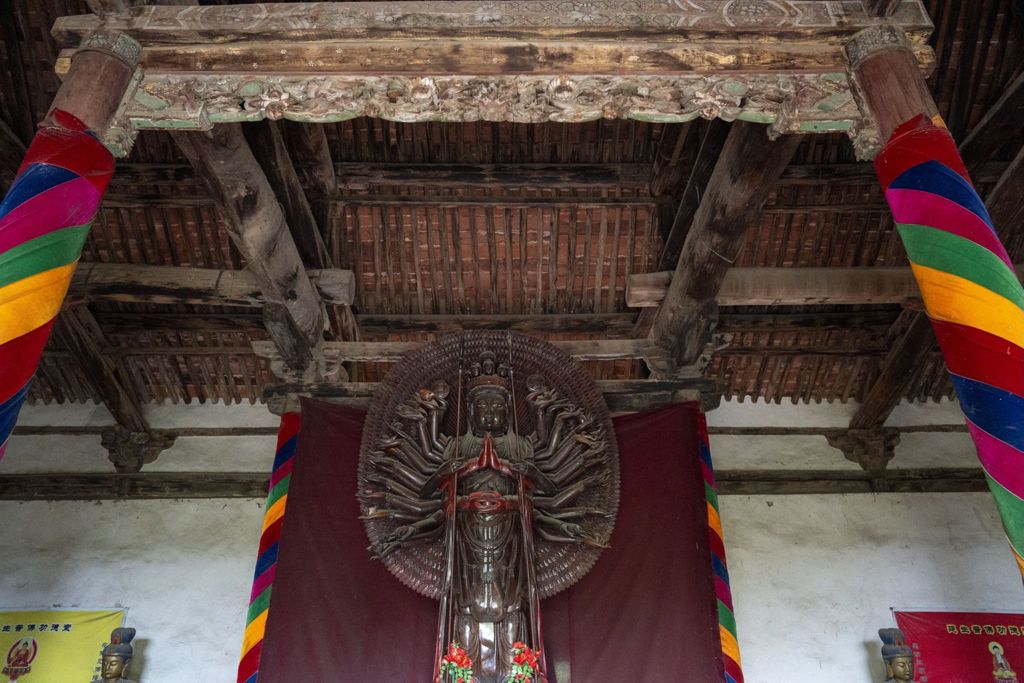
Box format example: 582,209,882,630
895,611,1024,682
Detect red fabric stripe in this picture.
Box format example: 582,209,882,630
275,412,301,451
875,116,970,189
724,655,744,682
236,640,263,683
16,111,114,195
707,527,727,559
0,320,55,401
268,458,294,489
715,576,734,611
931,320,1024,397
258,517,284,556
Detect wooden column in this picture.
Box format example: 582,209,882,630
846,26,938,142
173,126,328,379
648,122,801,374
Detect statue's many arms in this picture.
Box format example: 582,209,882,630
359,338,618,683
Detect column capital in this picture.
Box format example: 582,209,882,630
79,29,142,68
845,24,913,71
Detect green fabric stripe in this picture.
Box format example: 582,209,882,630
0,224,91,290
705,482,719,511
897,223,1024,310
985,473,1024,558
247,587,272,624
718,600,737,636
265,474,290,509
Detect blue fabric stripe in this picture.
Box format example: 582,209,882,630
889,160,994,229
725,674,738,683
0,165,78,222
253,542,279,578
0,381,32,447
712,554,730,584
951,374,1024,452
243,673,258,683
699,442,713,468
271,434,298,471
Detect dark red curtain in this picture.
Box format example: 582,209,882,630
259,399,722,682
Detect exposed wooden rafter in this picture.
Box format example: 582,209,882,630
173,125,328,378
959,70,1024,174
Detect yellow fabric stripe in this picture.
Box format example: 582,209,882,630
707,502,723,538
262,494,287,533
1015,548,1024,578
912,263,1024,348
0,262,77,346
719,625,742,665
931,114,948,129
241,609,268,655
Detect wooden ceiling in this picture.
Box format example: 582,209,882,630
2,0,1023,415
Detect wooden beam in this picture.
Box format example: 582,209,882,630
0,466,985,500
959,71,1024,174
626,265,1024,307
356,313,637,337
648,122,802,370
55,307,174,471
253,339,666,364
109,161,1011,194
69,262,355,307
173,125,327,376
243,120,332,269
262,378,718,415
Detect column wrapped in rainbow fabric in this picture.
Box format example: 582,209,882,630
876,115,1024,576
0,110,114,457
695,407,744,683
237,412,300,683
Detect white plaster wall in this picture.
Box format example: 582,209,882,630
721,493,1024,683
0,499,263,682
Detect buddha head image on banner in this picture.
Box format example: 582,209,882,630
358,331,619,683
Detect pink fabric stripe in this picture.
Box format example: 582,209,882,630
250,564,277,602
714,576,734,611
968,419,1024,498
701,460,716,488
885,187,1014,268
0,178,101,254
269,458,294,488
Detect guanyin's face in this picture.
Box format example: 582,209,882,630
472,392,509,434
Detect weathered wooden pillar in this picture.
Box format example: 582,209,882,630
0,31,140,456
848,26,1024,576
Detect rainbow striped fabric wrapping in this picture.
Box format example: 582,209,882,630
696,408,743,683
876,115,1024,576
0,110,114,457
237,412,301,683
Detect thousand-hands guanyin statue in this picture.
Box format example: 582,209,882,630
358,332,620,683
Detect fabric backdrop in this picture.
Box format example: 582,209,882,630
258,399,722,681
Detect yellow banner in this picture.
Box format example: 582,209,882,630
0,610,124,683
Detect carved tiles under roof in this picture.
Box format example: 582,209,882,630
1,0,1022,410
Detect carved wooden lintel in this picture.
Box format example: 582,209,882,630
826,428,901,472
54,1,935,159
